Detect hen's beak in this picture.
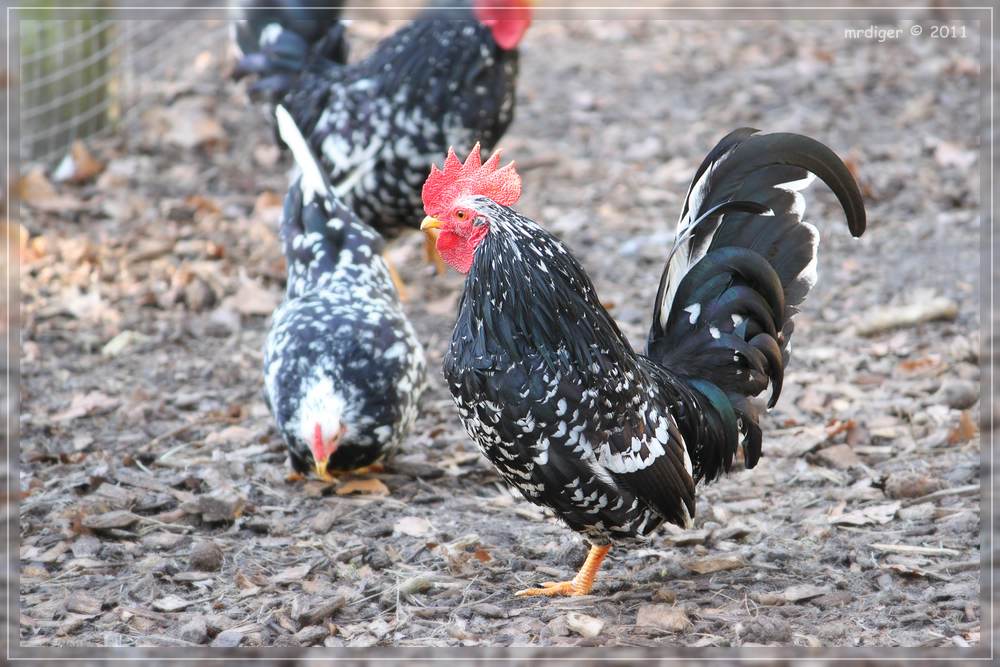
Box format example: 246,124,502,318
312,424,344,482
420,216,443,231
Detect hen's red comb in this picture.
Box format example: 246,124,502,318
422,143,522,216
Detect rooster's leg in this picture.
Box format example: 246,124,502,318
423,230,446,275
515,544,610,597
383,253,409,301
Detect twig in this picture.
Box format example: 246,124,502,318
931,559,980,573
901,484,980,507
870,543,961,557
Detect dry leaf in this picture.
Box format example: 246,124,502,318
781,584,829,603
394,516,433,537
160,98,226,150
53,391,120,422
335,478,390,497
152,595,194,612
829,501,900,526
82,510,138,530
14,168,83,212
53,141,105,183
204,425,257,447
222,275,279,316
684,556,746,574
271,564,312,585
947,411,978,445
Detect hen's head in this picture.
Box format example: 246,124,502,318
421,143,522,274
474,0,533,50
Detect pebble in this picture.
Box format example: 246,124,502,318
189,541,224,571
294,625,329,645
211,629,243,648
739,615,791,643
178,616,208,644
635,604,692,633
547,616,570,637
884,471,945,500
565,612,604,638
936,380,978,410
815,444,861,470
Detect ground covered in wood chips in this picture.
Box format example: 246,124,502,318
17,17,984,649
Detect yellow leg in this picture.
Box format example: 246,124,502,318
423,230,446,275
515,544,610,597
384,254,409,301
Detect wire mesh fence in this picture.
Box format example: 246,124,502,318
18,4,222,167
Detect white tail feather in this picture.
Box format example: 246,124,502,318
275,104,327,204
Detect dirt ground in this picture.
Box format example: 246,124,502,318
17,16,984,649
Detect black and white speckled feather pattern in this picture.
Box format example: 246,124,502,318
440,131,864,546
279,8,519,239
443,199,696,545
263,176,426,473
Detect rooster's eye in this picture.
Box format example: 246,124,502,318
455,210,467,221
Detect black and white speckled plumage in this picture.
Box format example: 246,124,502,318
233,0,349,100
263,110,426,474
276,5,520,239
441,130,865,546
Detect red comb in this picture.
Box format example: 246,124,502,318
421,143,522,216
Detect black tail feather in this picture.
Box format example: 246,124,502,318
647,129,867,483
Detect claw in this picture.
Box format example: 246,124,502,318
515,580,581,597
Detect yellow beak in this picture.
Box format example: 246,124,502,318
420,216,443,231
314,458,336,482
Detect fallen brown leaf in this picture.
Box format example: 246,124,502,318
335,478,390,497
947,411,978,445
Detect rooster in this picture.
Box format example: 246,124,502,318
234,0,532,272
420,131,866,596
263,105,426,479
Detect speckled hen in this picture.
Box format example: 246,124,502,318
263,106,426,479
421,132,866,596
235,0,531,248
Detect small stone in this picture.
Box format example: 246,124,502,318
211,629,243,647
884,472,945,500
565,612,604,638
65,591,102,616
311,510,339,533
471,603,506,619
189,541,224,571
296,596,346,625
898,502,936,521
812,590,853,607
684,555,745,574
666,529,709,546
152,595,193,612
936,380,978,410
740,615,792,643
398,576,433,596
294,625,329,645
635,604,692,633
195,494,244,522
183,280,215,313
178,616,208,644
83,510,138,531
142,532,187,551
815,444,861,469
547,615,570,637
651,588,676,603
781,584,829,603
